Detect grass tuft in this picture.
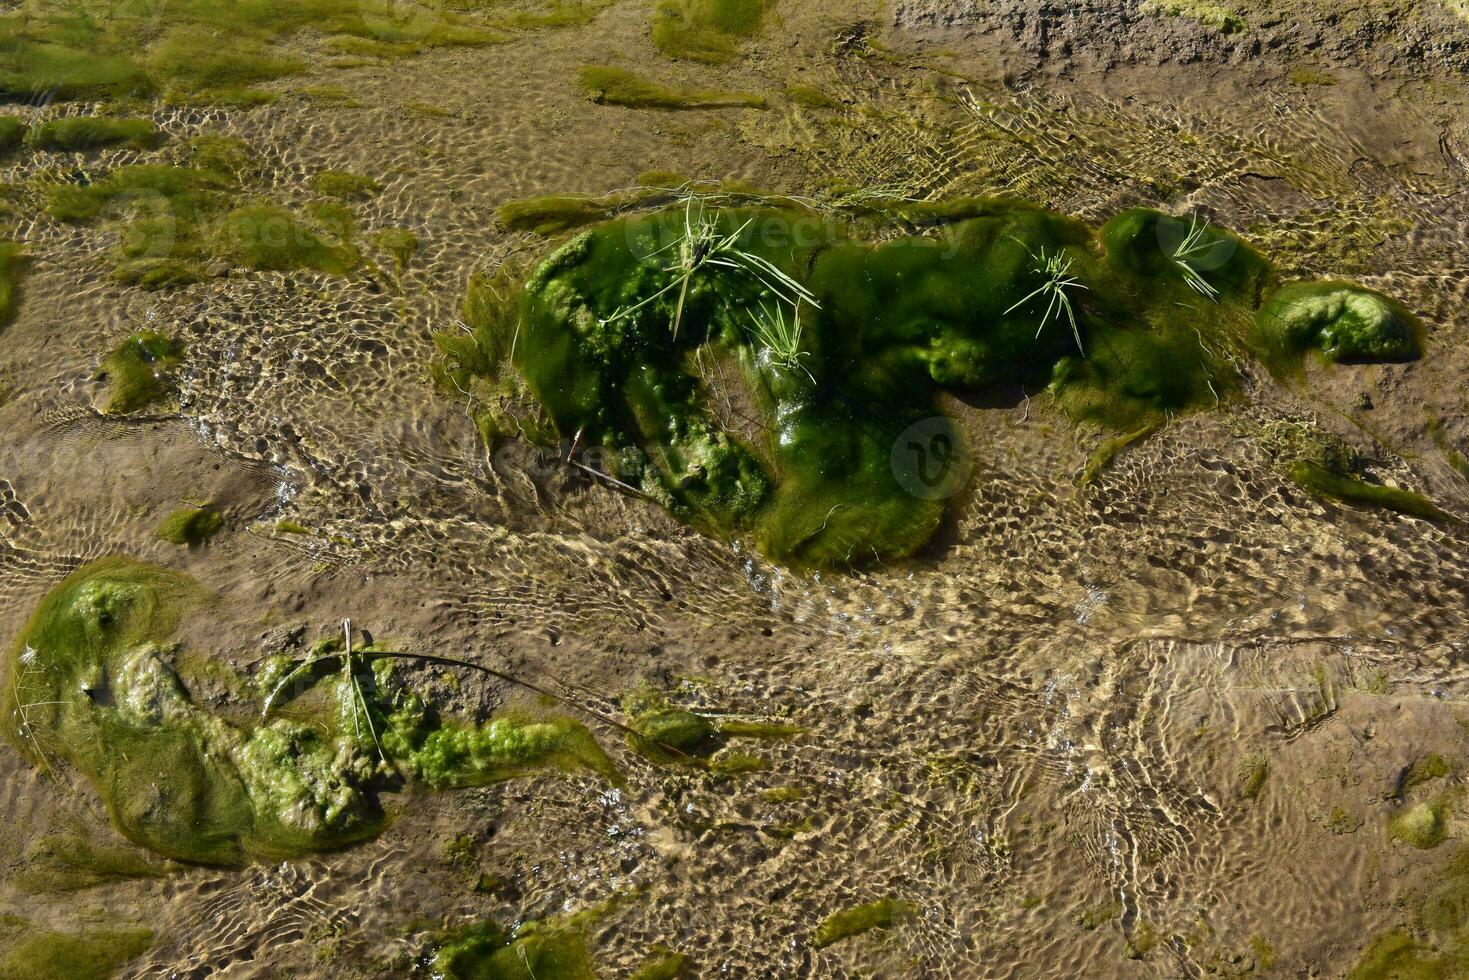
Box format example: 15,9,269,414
1004,244,1087,354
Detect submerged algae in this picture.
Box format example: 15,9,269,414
623,688,799,765
811,898,917,949
156,506,223,546
578,65,767,110
651,0,769,63
0,240,25,325
0,914,152,980
96,332,183,414
1349,848,1469,978
1289,461,1457,524
492,197,1397,566
26,116,158,152
1255,282,1421,365
429,915,597,980
3,561,616,865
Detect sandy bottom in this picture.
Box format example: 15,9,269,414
2,1,1469,976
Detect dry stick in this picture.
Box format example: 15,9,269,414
567,459,649,499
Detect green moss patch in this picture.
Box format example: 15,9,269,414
428,915,596,980
372,227,418,271
3,560,617,866
484,198,1345,566
578,64,767,110
0,0,505,105
26,116,158,152
39,153,357,287
651,0,769,63
156,507,223,547
96,331,184,414
0,915,152,980
623,688,799,765
811,898,917,949
1390,800,1451,850
1289,461,1457,524
311,169,382,201
213,205,359,274
1139,0,1245,33
1254,282,1421,365
0,116,25,152
1348,848,1469,978
0,240,25,325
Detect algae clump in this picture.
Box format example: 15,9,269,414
311,169,382,201
811,898,917,949
1390,801,1450,850
578,65,767,110
623,689,798,765
0,240,26,325
652,0,769,63
156,507,223,547
0,116,25,152
3,560,617,866
1289,461,1457,524
213,205,359,274
96,332,184,414
26,116,158,152
0,914,153,980
493,198,1346,566
429,916,597,980
1255,282,1421,364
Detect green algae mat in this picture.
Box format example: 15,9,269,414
456,196,1421,568
2,558,619,865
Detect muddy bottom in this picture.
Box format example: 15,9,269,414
2,0,1469,977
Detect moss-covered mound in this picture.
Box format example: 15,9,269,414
1254,281,1421,364
428,916,597,980
96,332,184,414
2,560,616,866
156,506,223,546
472,198,1408,566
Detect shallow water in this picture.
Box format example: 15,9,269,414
2,1,1469,977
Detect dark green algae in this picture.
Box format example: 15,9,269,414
484,198,1422,567
2,558,617,866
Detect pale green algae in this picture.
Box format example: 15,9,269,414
622,688,800,765
462,198,1419,567
96,332,183,414
0,914,152,980
1254,281,1421,364
156,506,223,546
651,0,769,63
1348,848,1469,978
427,916,597,980
2,559,616,865
811,898,917,948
